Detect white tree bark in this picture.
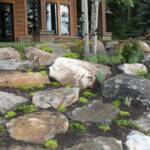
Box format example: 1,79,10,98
91,0,101,54
82,0,90,56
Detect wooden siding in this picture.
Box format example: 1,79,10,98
0,0,28,41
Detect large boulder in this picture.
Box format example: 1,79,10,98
0,72,50,88
65,137,123,150
102,74,150,109
97,41,107,54
68,100,119,124
141,54,150,69
0,59,34,71
125,130,150,150
6,111,69,143
134,112,150,132
32,87,80,109
49,57,111,89
0,91,29,114
118,63,147,75
0,47,21,60
25,47,57,66
139,41,150,53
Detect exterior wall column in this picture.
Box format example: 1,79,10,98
98,0,112,41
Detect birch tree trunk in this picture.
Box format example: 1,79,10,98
91,0,101,54
82,0,90,56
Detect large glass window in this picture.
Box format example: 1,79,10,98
60,5,70,35
47,3,57,34
0,3,13,41
27,0,39,34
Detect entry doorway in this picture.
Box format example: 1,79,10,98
0,3,14,41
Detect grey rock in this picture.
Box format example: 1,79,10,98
141,53,150,69
0,144,45,150
65,136,123,150
0,59,34,71
134,112,150,132
125,130,150,150
0,47,21,60
68,100,119,124
32,87,80,109
97,41,107,54
0,91,29,114
102,74,150,109
6,111,69,143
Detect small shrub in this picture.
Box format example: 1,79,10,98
16,104,38,113
121,40,144,63
43,139,59,150
63,52,79,59
137,69,147,77
98,124,111,132
57,104,67,113
38,44,54,53
70,121,87,134
5,111,16,119
82,90,95,98
118,111,130,117
0,124,6,134
79,97,89,104
113,100,121,108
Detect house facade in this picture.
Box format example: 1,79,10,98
0,0,110,42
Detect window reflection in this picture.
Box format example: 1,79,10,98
60,5,70,35
47,3,57,34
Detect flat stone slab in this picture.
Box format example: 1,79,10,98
0,91,29,114
0,59,34,71
0,47,21,60
0,72,50,88
65,136,123,150
32,87,80,109
0,144,45,150
68,100,119,124
134,112,150,132
6,111,69,143
125,130,150,150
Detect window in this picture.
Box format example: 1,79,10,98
60,5,70,35
47,3,57,34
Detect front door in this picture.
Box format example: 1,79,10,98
0,3,14,41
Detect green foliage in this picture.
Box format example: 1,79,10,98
5,111,16,119
113,100,122,108
70,121,87,134
82,90,96,98
37,44,54,53
0,124,6,134
79,97,89,104
121,40,144,63
114,119,138,128
118,111,130,117
16,104,38,113
85,54,124,65
51,81,61,87
43,139,59,150
137,69,147,77
63,52,79,59
57,104,67,113
98,124,111,132
40,71,48,76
